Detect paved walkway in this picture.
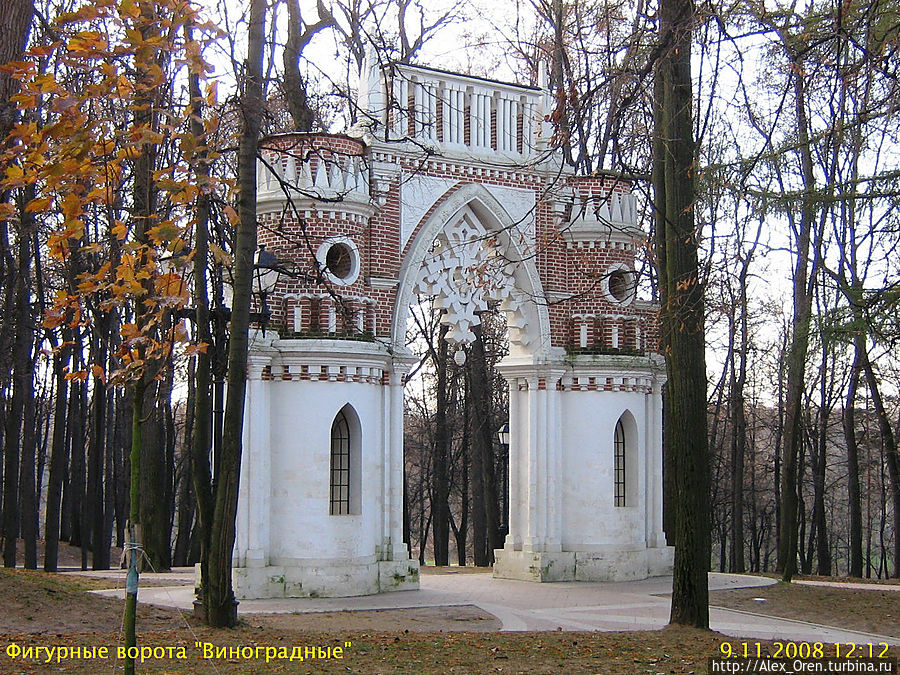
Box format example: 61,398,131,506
794,579,900,591
74,569,899,645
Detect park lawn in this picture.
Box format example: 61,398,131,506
1,567,899,674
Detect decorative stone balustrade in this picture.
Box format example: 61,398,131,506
284,293,377,336
360,61,546,157
570,191,637,227
570,313,647,353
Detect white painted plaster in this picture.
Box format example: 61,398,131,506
399,174,457,250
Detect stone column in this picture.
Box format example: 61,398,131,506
648,375,667,547
494,358,570,581
236,348,274,568
388,362,411,559
504,375,523,551
498,360,565,553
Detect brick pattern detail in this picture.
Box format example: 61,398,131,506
266,363,385,384
559,375,654,393
254,133,660,354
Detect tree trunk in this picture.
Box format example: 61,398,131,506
114,390,129,548
140,376,173,570
0,0,34,140
652,72,675,547
1,268,21,569
728,344,747,573
654,0,710,627
43,345,70,571
813,341,831,576
467,361,486,566
103,388,116,565
18,277,37,571
777,52,817,584
470,323,501,564
204,0,266,627
89,319,109,570
454,445,468,566
431,325,451,566
162,366,176,565
124,380,146,675
843,344,864,577
173,360,196,568
0,1,35,566
860,352,900,578
185,20,216,619
282,0,333,132
15,201,38,570
123,1,165,664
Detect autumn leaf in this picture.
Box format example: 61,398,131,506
112,220,128,240
91,365,107,385
223,204,239,225
184,342,209,356
148,221,181,244
67,31,109,55
210,242,232,266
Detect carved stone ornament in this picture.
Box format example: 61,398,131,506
414,209,530,351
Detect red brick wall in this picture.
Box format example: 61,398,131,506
254,132,659,352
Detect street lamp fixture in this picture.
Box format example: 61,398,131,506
252,246,281,335
497,423,510,448
497,422,510,535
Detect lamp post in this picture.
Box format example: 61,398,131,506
497,422,510,538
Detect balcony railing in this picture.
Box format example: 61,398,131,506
360,62,547,158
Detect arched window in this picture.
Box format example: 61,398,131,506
330,411,351,515
614,419,626,507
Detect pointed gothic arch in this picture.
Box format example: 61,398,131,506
392,182,552,357
613,409,639,508
330,403,362,516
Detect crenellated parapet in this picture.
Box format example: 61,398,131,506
257,134,374,222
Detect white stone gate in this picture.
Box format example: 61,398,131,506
232,60,672,599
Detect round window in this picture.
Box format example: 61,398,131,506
326,243,353,280
317,237,360,286
604,265,635,306
608,270,630,302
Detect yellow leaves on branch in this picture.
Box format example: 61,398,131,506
91,365,107,385
25,196,52,213
66,31,110,57
44,291,86,331
147,221,182,245
184,342,209,357
1,0,222,389
118,0,141,18
209,243,232,267
674,276,699,292
223,205,240,226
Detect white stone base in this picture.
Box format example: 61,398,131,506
492,546,673,582
224,559,419,599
